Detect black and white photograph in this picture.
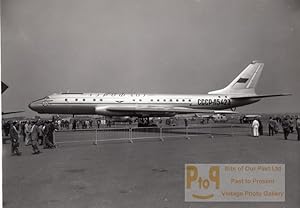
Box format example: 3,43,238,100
1,0,300,207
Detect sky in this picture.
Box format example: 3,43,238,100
1,0,300,118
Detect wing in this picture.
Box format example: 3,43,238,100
98,105,237,117
231,93,291,99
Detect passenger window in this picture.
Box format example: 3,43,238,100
133,99,135,102
100,99,103,101
65,99,68,101
93,99,96,101
189,99,191,102
157,99,160,102
139,99,142,102
176,99,179,102
163,99,166,102
182,99,185,102
170,99,172,102
150,99,153,102
83,99,85,101
75,98,78,101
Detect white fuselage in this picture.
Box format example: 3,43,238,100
28,93,259,117
28,62,289,117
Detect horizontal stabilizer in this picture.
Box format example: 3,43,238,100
231,93,291,99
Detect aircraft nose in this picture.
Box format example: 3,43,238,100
28,101,39,111
28,102,34,110
28,97,49,112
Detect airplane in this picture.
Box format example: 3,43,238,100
2,81,25,115
28,61,290,126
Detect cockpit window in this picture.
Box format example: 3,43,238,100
31,96,50,102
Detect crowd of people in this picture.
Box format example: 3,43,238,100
3,118,105,156
71,119,115,130
71,119,96,130
3,114,300,156
252,115,300,140
4,120,57,156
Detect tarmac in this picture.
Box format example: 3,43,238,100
3,126,300,208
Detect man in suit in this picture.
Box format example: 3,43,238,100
24,121,32,145
9,121,21,156
282,116,290,140
30,121,41,154
268,117,276,136
47,120,56,148
43,121,56,149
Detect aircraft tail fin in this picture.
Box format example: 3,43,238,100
208,61,264,95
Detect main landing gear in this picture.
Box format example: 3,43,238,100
137,117,157,127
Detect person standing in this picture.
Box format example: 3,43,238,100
10,121,21,156
72,119,76,130
282,117,290,140
184,118,188,128
30,121,41,154
4,121,11,136
48,121,56,147
273,119,279,134
20,121,26,142
57,120,61,131
296,116,300,141
24,121,32,145
252,118,260,137
258,119,263,136
107,120,111,128
289,117,294,133
268,117,276,136
38,122,44,145
43,121,55,149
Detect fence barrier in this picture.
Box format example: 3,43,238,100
53,124,253,146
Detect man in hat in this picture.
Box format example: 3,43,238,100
24,121,32,145
48,120,56,147
43,121,55,149
30,121,41,154
268,117,276,136
9,121,21,156
281,116,290,140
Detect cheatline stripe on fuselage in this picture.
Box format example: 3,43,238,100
49,103,195,105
